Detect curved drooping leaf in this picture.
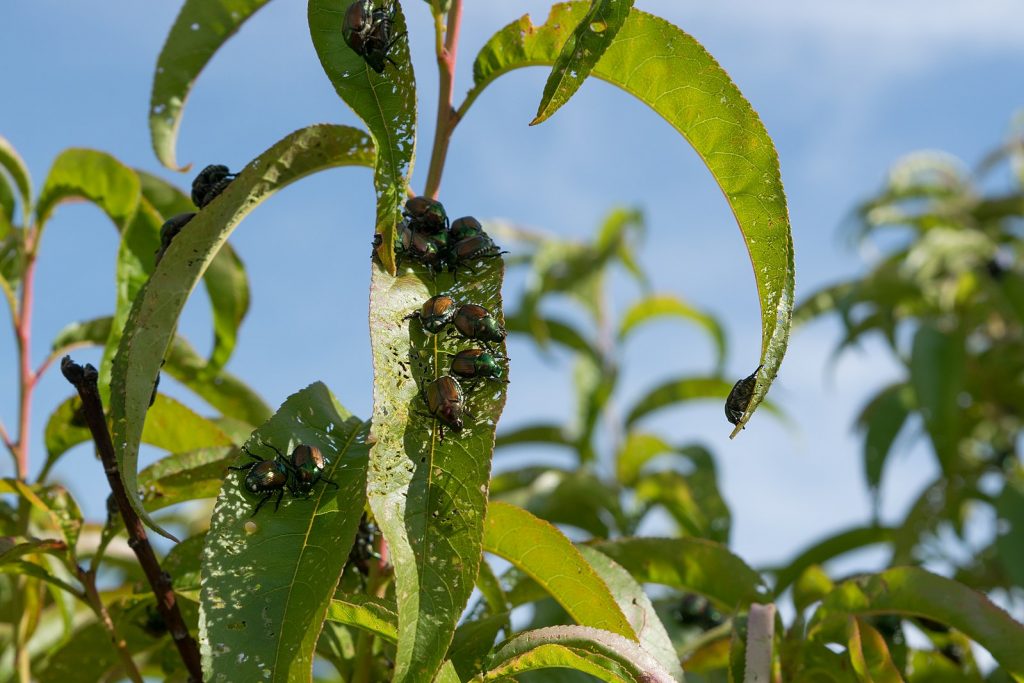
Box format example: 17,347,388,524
483,502,634,640
495,423,574,450
505,312,601,363
109,124,374,540
366,254,508,683
476,625,677,683
532,0,634,125
141,394,232,452
41,396,92,479
591,537,769,609
136,447,235,513
624,375,783,428
579,546,684,682
309,0,416,274
635,469,730,543
35,149,140,231
49,317,114,362
325,598,399,643
150,0,274,169
574,354,616,464
910,324,965,473
138,170,253,374
490,467,626,538
200,382,369,682
770,526,895,597
615,433,714,488
855,383,914,497
810,567,1024,677
0,481,83,555
0,561,81,597
465,3,794,436
847,618,903,683
0,135,32,223
0,537,67,564
448,612,510,679
619,293,727,371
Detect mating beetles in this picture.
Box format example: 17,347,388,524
725,365,762,426
450,348,506,381
229,445,291,516
405,294,458,333
445,234,506,273
398,221,448,272
453,304,506,344
265,442,338,497
449,216,484,242
403,196,448,234
424,375,465,438
191,164,237,209
342,0,400,74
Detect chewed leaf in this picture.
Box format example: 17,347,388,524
309,0,417,273
200,382,368,682
532,0,634,125
109,124,374,541
150,0,273,170
467,3,794,436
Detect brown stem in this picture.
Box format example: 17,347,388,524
61,357,204,683
77,565,145,683
423,0,464,199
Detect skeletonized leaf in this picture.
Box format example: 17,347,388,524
810,567,1024,677
483,501,635,640
466,3,794,435
150,0,274,170
367,254,508,682
200,382,369,681
532,0,635,125
109,124,374,540
309,0,416,274
477,625,676,683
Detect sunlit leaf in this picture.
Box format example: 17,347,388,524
109,124,374,540
847,618,904,683
491,467,625,538
532,0,634,125
35,148,139,231
325,597,399,643
309,0,416,274
619,294,726,372
141,394,232,454
0,135,32,223
137,447,235,512
770,526,894,597
200,382,369,681
810,567,1024,677
477,625,677,683
366,254,507,682
792,565,834,613
635,470,730,543
624,375,783,428
41,396,92,479
591,537,768,609
150,0,274,170
466,3,794,436
0,537,67,564
0,561,80,597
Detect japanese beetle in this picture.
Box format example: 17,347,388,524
403,196,448,234
229,445,290,516
347,513,381,576
405,294,458,333
445,234,507,274
453,304,506,345
449,216,484,242
449,348,506,382
423,375,465,439
263,442,339,497
342,0,401,74
725,365,762,426
191,164,237,209
154,212,196,264
675,594,724,631
397,221,448,272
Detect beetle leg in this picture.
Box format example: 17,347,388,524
228,461,257,472
320,476,340,490
251,493,273,517
272,488,285,512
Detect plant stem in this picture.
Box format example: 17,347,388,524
423,0,463,199
77,565,145,683
14,229,38,480
61,357,204,683
350,531,392,683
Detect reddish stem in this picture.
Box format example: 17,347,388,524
423,0,463,199
14,232,38,480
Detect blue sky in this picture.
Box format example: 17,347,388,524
2,0,1023,579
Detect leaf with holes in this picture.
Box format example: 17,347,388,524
109,124,374,541
367,255,507,682
200,382,368,681
466,3,794,436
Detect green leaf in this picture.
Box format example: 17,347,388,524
476,625,677,683
35,148,140,231
770,526,894,597
847,618,903,683
150,0,274,170
792,565,834,613
447,612,509,680
366,254,508,683
0,536,67,563
137,447,235,512
49,317,113,361
141,394,232,453
466,3,794,435
325,597,399,643
591,537,768,609
505,312,602,363
200,382,369,681
109,124,374,540
579,546,684,682
0,135,32,223
309,0,416,274
995,478,1024,588
0,561,81,597
483,501,635,640
910,324,965,473
138,170,253,374
615,434,714,489
162,532,206,593
495,423,574,450
41,396,92,479
573,355,616,464
635,469,730,543
491,467,625,538
624,375,783,428
856,383,914,497
619,294,727,372
532,0,634,125
810,567,1024,677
